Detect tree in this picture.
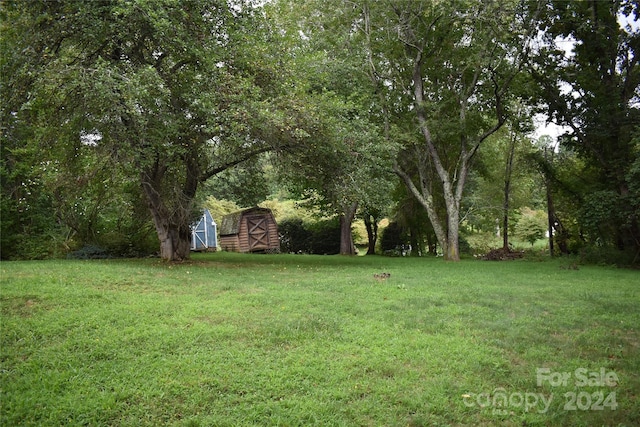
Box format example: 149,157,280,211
0,123,60,259
461,120,542,245
528,0,640,257
201,157,271,208
392,184,438,256
358,0,539,260
268,0,393,255
2,0,311,261
273,93,388,255
515,207,547,246
535,135,570,256
501,127,519,250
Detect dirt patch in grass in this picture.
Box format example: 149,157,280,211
482,248,525,261
0,296,48,317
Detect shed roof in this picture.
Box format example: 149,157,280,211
219,207,274,236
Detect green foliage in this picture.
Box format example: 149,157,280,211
268,0,393,227
1,0,324,260
202,157,271,208
351,220,369,247
578,245,637,268
462,232,502,256
278,218,312,254
1,0,636,265
465,126,544,234
203,196,241,226
278,217,341,255
0,107,59,259
515,208,547,246
355,0,537,260
579,191,624,242
380,221,406,254
457,235,472,255
528,1,640,256
66,244,111,260
0,122,158,259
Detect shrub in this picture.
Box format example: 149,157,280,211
307,218,341,255
67,244,111,259
515,208,547,246
380,221,405,253
463,232,501,255
458,235,472,255
578,246,637,267
279,217,341,255
279,218,312,253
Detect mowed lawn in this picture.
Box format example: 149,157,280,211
1,253,638,426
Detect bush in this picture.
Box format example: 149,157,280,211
67,245,111,260
463,232,501,255
380,221,405,254
279,217,341,255
307,218,341,255
578,246,637,267
279,218,312,253
515,208,547,246
458,235,472,255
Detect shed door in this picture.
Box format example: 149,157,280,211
246,215,270,251
191,214,207,250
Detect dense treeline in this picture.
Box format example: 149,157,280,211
1,0,638,265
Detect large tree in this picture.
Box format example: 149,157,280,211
528,0,640,257
357,0,540,260
268,0,393,255
2,0,310,260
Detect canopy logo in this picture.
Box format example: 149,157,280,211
462,367,619,415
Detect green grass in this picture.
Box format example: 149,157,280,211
1,253,638,426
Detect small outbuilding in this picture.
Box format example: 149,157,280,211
190,209,218,252
219,207,279,253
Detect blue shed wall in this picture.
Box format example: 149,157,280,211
191,209,217,251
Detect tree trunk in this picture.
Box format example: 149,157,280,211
408,51,468,262
546,178,555,257
394,165,449,257
446,206,460,261
395,153,455,258
543,146,572,256
154,218,191,261
141,168,194,261
503,132,516,251
409,226,421,257
339,202,358,255
143,188,192,261
364,213,378,255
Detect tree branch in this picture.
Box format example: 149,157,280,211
200,144,272,182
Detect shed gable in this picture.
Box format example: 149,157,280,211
218,207,279,253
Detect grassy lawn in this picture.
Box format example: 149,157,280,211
1,253,638,426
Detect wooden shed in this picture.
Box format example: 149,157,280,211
218,207,279,253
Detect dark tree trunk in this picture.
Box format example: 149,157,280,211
546,180,555,257
140,157,199,262
503,132,516,251
142,180,192,261
546,180,570,255
409,226,419,256
543,147,571,256
364,214,378,255
339,202,358,255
